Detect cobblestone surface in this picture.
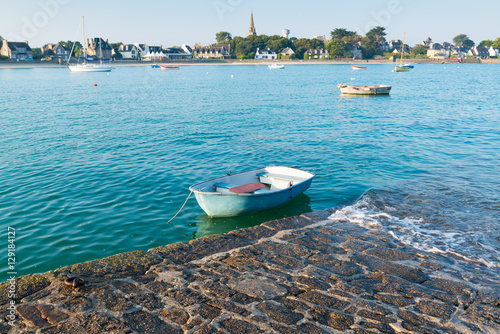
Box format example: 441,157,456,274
2,209,500,333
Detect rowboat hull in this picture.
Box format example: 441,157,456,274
160,65,179,70
189,166,314,218
351,66,367,70
337,84,391,95
268,64,285,70
395,66,410,72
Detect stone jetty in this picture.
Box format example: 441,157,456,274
1,209,500,333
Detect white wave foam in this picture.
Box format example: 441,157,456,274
328,197,500,269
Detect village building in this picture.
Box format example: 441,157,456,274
281,47,295,59
248,12,256,37
1,40,33,61
42,43,70,61
85,38,112,60
467,46,490,58
488,46,499,58
118,44,139,59
255,48,277,60
193,44,230,59
305,48,330,59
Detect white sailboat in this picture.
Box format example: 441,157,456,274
68,17,112,72
395,30,410,72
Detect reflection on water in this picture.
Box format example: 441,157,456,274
192,194,312,239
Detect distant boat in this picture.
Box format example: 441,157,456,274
395,30,411,73
337,84,391,95
189,166,314,218
402,63,414,68
268,63,285,70
351,65,367,70
68,17,112,73
151,64,160,68
160,65,179,70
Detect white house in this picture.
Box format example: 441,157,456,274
488,46,499,57
118,44,139,59
255,48,277,60
306,48,329,59
427,49,450,59
281,47,295,58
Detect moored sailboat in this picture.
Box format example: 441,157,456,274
395,31,410,72
68,17,112,73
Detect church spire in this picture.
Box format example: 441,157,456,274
247,11,256,36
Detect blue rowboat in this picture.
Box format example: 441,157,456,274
189,166,314,218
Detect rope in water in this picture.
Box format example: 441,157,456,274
165,190,194,226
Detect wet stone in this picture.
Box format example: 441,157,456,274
290,236,346,255
253,240,311,258
36,304,69,325
266,254,305,271
160,308,190,325
127,292,164,309
78,311,128,334
414,300,456,319
262,215,313,231
94,285,133,312
297,322,332,334
145,280,175,296
123,310,177,334
218,318,264,334
309,307,355,330
188,234,252,260
423,277,476,305
351,254,429,284
111,279,142,294
199,279,236,298
17,304,49,328
398,309,440,328
229,225,277,240
208,299,250,316
269,322,303,334
364,247,416,261
193,324,221,334
359,321,396,334
307,254,364,277
357,309,397,325
60,295,93,313
292,275,331,291
196,304,222,320
165,288,208,307
298,291,350,311
256,301,304,325
227,278,287,299
375,293,414,307
357,299,392,315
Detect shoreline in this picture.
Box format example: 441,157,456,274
1,58,499,69
1,210,499,333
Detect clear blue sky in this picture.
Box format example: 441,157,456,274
1,0,499,47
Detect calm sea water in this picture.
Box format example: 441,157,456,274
1,63,499,281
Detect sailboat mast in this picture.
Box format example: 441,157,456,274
82,16,86,64
400,30,406,66
99,34,102,65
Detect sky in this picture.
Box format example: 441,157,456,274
1,0,499,48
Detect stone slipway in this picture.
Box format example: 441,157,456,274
1,209,500,333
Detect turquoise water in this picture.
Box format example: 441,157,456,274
1,63,499,281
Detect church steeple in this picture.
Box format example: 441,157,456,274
247,11,256,36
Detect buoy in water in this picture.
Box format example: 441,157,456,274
94,84,97,86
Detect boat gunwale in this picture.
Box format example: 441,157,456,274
189,166,315,197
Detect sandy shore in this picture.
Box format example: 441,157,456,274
1,210,499,333
1,58,498,69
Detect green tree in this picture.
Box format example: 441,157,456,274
492,37,500,48
32,47,42,59
330,28,357,42
0,35,3,45
478,40,492,48
108,42,122,49
326,39,352,58
112,52,122,60
412,44,428,55
453,34,474,48
216,31,232,44
360,36,380,59
366,26,386,43
59,41,83,57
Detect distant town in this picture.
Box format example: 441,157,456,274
1,12,499,63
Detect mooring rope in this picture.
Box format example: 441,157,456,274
165,190,194,227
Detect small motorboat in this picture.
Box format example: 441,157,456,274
160,65,180,70
268,64,285,70
402,63,414,69
337,84,391,95
351,65,367,70
151,64,160,68
189,166,314,218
